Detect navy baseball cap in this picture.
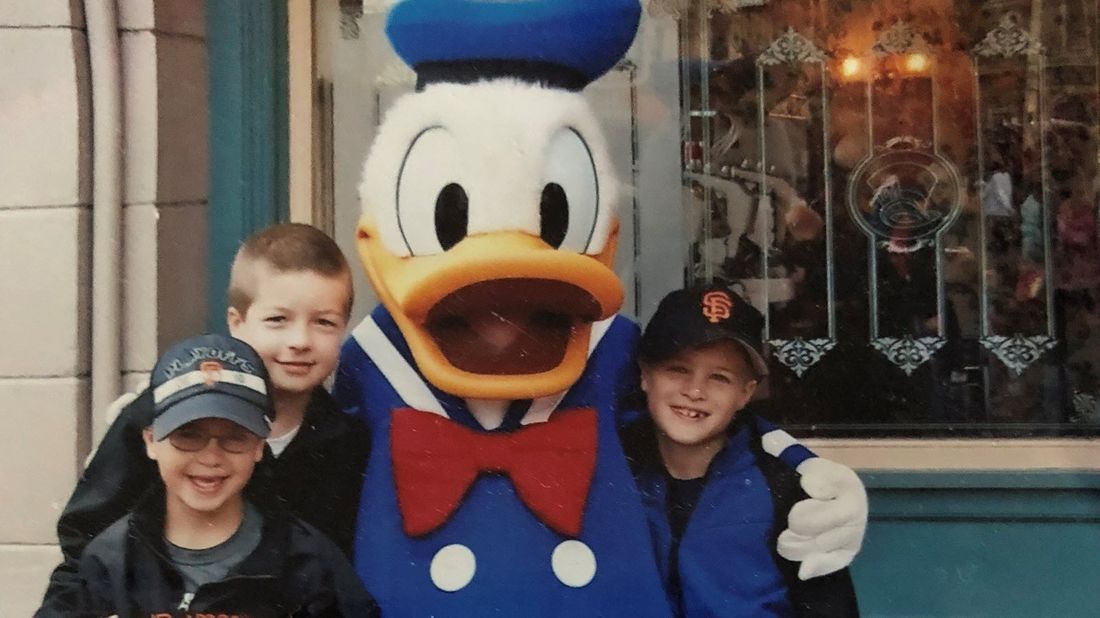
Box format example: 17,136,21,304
149,334,272,440
639,284,769,377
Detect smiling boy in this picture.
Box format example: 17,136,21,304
48,334,377,617
623,284,860,617
225,233,351,441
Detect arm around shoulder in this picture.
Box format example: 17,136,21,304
41,390,156,613
57,389,157,560
779,457,868,580
750,415,868,580
36,532,121,618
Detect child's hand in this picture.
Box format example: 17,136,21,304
83,380,148,468
777,457,868,580
103,384,144,427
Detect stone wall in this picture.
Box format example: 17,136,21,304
0,1,208,614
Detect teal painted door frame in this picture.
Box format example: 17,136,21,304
205,0,289,332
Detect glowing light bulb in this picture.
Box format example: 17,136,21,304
905,53,928,72
841,56,862,78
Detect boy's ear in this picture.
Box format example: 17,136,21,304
252,437,265,463
639,364,652,394
744,378,759,399
226,306,243,336
142,428,158,460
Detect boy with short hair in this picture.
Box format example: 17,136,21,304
622,284,860,617
38,224,370,615
55,334,377,616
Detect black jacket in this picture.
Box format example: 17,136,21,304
47,485,379,618
40,388,370,613
621,411,860,617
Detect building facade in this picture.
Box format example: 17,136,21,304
1,0,1098,615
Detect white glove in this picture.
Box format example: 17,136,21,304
777,457,868,580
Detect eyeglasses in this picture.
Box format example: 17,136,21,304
167,426,262,454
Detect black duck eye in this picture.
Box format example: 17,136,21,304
395,126,463,255
542,128,599,252
540,183,569,248
435,183,470,251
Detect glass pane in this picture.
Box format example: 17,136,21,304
679,0,1100,436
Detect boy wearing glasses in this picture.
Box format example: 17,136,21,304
39,224,371,615
46,334,378,617
622,285,859,616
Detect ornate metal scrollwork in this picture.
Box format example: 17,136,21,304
872,21,928,56
871,336,946,375
339,0,370,40
1073,392,1100,423
769,338,837,377
973,13,1043,58
980,335,1056,376
757,27,827,66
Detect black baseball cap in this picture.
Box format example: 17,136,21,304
149,334,272,440
638,284,768,377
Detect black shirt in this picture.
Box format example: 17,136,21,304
666,474,706,613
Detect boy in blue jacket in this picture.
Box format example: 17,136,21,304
622,284,860,617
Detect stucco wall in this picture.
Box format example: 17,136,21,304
0,1,208,614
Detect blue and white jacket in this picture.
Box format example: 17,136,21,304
334,306,673,617
622,413,860,618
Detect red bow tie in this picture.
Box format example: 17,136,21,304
390,407,597,538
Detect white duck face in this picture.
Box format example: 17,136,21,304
357,79,624,399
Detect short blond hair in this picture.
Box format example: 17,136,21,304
228,223,354,317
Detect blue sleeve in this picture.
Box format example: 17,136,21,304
605,316,644,429
39,392,157,614
334,336,368,418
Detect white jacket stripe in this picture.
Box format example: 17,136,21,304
352,316,446,417
761,429,799,458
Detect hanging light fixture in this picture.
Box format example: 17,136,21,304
840,56,863,79
904,53,929,73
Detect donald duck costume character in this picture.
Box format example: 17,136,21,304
335,1,868,615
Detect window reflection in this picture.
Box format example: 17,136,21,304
680,0,1100,434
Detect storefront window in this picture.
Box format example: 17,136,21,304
315,0,1100,437
673,0,1100,436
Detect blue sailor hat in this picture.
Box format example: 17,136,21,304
386,0,641,91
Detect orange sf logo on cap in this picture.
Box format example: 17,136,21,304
701,290,733,324
200,360,223,386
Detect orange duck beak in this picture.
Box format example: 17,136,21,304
357,215,622,400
